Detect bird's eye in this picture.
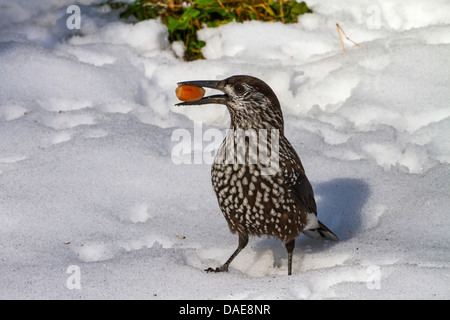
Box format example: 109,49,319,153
234,84,245,95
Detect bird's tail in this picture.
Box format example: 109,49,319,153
303,220,339,241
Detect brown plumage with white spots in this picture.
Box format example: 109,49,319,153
176,75,338,275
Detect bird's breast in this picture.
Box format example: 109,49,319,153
211,160,304,241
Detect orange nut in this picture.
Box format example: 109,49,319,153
175,85,205,102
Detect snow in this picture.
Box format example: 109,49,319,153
0,0,449,300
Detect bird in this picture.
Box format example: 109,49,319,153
176,75,339,275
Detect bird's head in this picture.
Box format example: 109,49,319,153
176,75,284,131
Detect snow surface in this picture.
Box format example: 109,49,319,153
0,0,449,299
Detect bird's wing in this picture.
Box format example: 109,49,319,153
280,139,339,241
279,140,317,215
289,171,317,215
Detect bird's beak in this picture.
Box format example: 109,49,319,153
175,80,228,106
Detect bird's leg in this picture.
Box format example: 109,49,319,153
285,239,295,276
205,233,248,273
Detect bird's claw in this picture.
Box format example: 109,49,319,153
204,265,228,273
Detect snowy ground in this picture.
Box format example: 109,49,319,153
0,0,449,299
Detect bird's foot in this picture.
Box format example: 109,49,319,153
204,265,229,273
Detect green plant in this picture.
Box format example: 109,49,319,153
105,0,312,61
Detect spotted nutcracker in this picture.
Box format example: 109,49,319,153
176,75,339,275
